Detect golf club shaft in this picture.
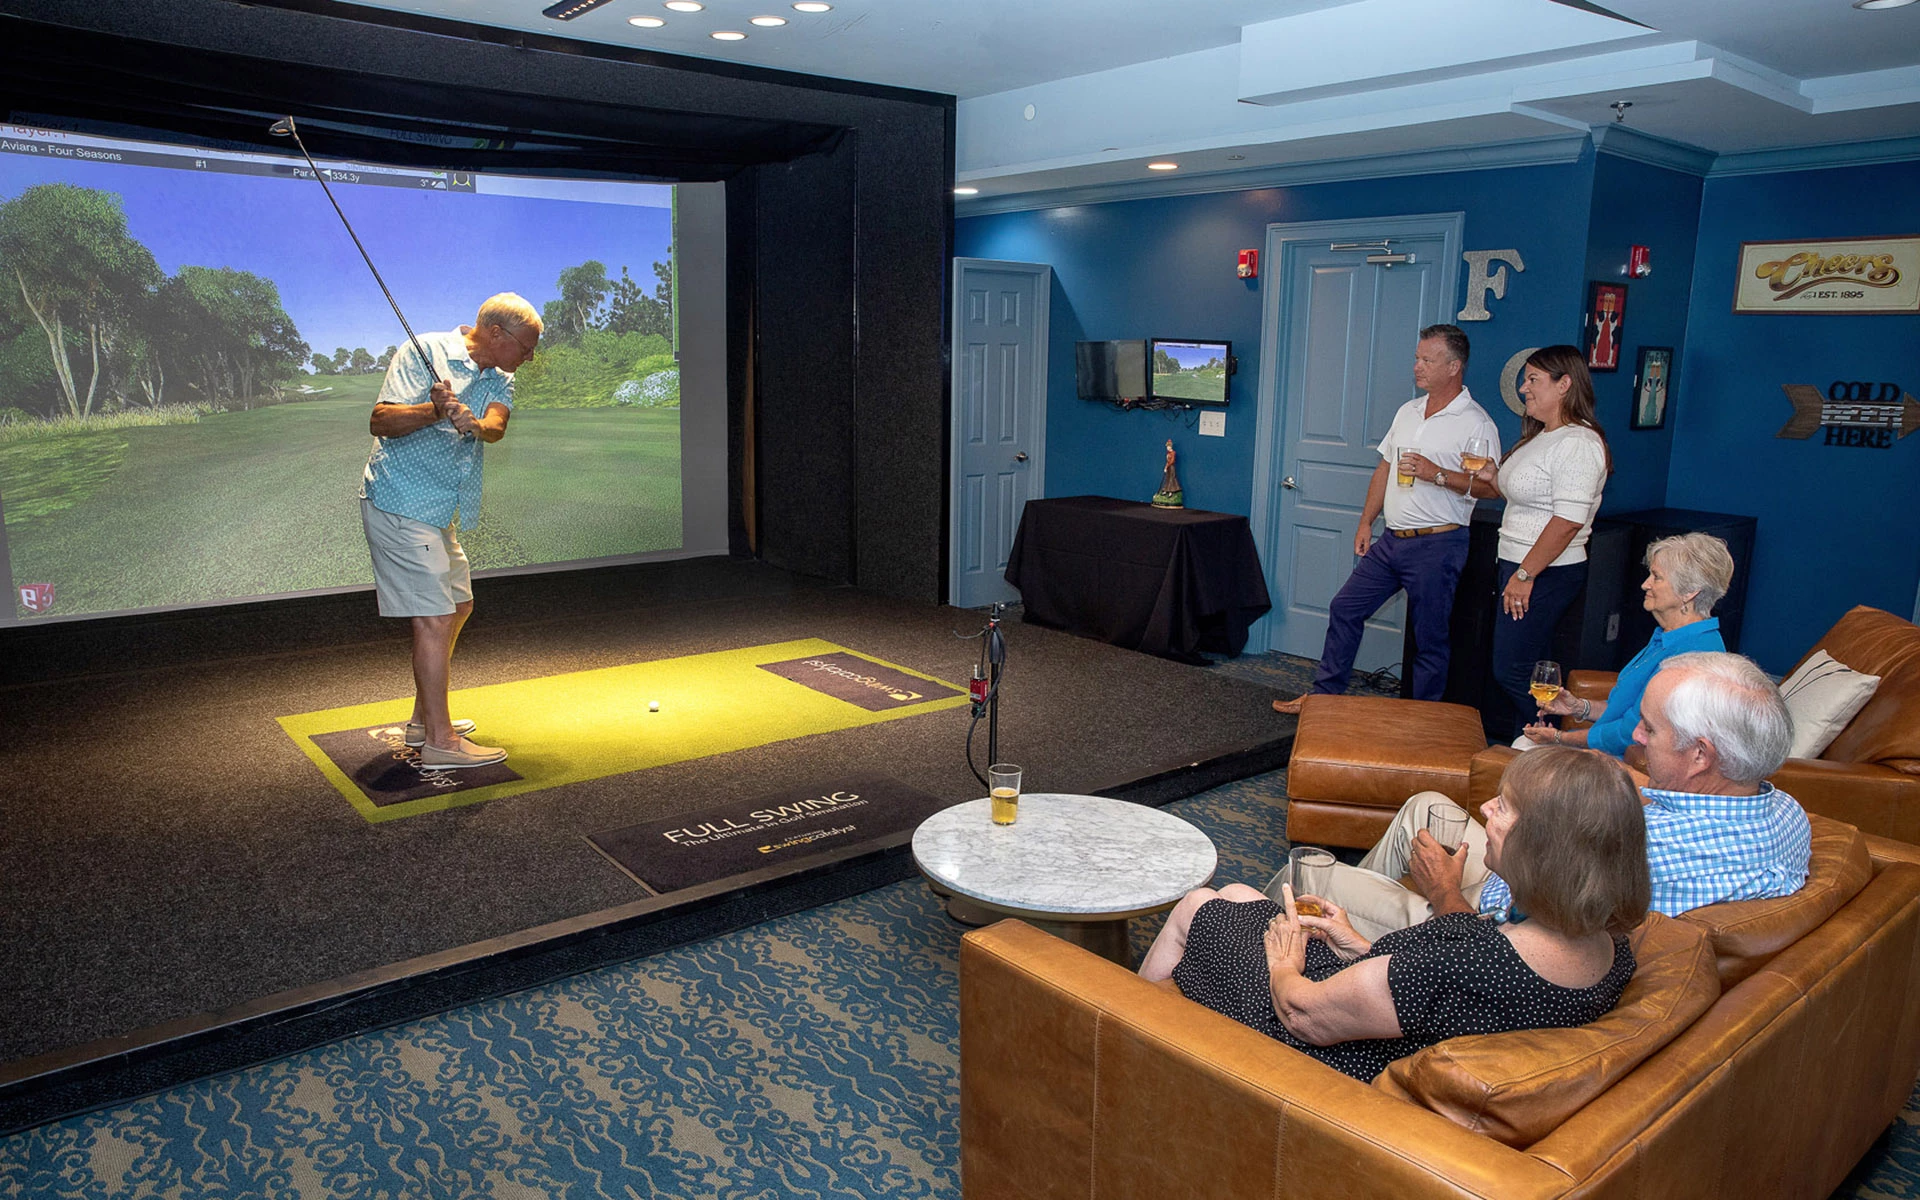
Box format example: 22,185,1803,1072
279,124,441,387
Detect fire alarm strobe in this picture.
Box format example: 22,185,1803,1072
1237,248,1259,279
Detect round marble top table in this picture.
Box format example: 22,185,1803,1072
911,793,1217,965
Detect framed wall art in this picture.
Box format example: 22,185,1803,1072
1584,281,1627,373
1632,346,1673,430
1734,236,1920,315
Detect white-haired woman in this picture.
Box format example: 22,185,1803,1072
1524,532,1733,757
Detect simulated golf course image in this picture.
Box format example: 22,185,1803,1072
0,127,687,621
1150,341,1231,403
1,376,682,618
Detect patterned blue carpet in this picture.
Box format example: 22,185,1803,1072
2,651,1915,1198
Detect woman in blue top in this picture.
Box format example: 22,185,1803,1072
1523,532,1734,756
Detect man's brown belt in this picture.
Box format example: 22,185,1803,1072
1389,524,1462,538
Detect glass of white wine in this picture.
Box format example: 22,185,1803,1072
1461,435,1493,485
1530,660,1563,714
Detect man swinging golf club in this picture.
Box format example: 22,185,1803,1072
360,294,541,768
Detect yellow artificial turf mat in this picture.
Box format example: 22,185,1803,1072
278,639,969,822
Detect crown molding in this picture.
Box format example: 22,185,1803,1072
1707,135,1920,177
1591,124,1715,176
956,134,1588,217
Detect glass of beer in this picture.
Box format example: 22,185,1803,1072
988,763,1022,826
1461,434,1492,478
1394,446,1415,488
1288,846,1335,916
1530,660,1563,708
1426,801,1469,852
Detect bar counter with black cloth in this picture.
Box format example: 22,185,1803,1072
1004,495,1271,663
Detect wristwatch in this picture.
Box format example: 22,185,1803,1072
1435,469,1450,489
1514,567,1533,583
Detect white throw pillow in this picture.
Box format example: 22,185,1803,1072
1779,649,1881,760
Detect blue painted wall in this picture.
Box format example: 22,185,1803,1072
1669,160,1920,671
1583,154,1702,514
956,153,1599,517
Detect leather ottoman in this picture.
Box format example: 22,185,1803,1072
1285,695,1489,849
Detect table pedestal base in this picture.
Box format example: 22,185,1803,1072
933,888,1135,967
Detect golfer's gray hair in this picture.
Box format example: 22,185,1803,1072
1646,533,1735,616
1655,651,1792,782
477,292,541,336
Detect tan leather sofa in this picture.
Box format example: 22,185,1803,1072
1485,604,1920,844
959,818,1920,1199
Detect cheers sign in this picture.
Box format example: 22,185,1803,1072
1735,236,1920,315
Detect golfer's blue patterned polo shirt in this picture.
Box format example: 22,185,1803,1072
359,329,514,530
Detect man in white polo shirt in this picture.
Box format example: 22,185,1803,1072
359,293,541,769
1274,324,1500,712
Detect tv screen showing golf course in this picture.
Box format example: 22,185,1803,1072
1148,339,1232,405
0,121,728,624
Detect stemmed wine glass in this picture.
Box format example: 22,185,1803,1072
1461,435,1493,493
1530,660,1563,713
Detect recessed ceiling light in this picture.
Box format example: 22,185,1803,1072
1854,0,1917,8
711,29,747,39
751,15,788,26
628,15,666,26
1147,162,1179,171
664,1,703,11
793,1,833,11
953,186,979,196
1226,154,1245,161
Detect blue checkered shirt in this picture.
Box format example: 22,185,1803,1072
359,329,514,530
1479,783,1811,919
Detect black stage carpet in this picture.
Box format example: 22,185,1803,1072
0,559,1291,1125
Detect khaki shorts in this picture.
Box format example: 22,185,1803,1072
361,499,472,617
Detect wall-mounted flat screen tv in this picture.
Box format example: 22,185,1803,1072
1075,339,1148,401
1148,339,1233,405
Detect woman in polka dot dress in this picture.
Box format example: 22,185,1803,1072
1139,747,1649,1082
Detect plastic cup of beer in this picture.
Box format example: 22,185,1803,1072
1394,447,1415,488
988,764,1022,826
1426,802,1469,852
1289,846,1335,915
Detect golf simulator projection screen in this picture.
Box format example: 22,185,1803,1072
0,121,728,624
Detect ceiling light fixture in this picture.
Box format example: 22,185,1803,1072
793,2,833,11
664,1,704,11
711,29,747,39
542,0,617,18
751,15,788,25
628,15,666,26
954,186,979,195
1854,0,1917,9
1146,162,1179,171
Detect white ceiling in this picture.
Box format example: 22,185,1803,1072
359,0,1920,202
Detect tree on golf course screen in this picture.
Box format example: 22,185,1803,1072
0,121,728,625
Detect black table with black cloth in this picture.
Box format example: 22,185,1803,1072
1004,495,1272,663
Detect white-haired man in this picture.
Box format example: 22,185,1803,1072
359,293,541,769
1290,650,1812,941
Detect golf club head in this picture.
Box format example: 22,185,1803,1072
268,117,296,137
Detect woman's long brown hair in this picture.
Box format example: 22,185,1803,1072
1510,344,1612,472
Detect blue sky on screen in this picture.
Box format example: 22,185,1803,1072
0,154,674,359
1159,341,1226,370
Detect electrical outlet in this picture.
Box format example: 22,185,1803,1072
1605,612,1620,642
1199,410,1226,437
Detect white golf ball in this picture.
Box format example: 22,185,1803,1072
649,701,660,712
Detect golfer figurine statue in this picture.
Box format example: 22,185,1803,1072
1151,438,1184,509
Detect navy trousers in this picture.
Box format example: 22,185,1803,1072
1488,557,1589,741
1312,527,1468,702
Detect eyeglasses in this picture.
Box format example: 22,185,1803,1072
493,323,538,359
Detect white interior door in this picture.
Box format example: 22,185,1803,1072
949,258,1049,609
1248,215,1463,664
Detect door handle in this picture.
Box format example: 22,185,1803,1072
1281,476,1298,489
1014,452,1029,462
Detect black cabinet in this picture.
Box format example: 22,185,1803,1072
1607,509,1757,656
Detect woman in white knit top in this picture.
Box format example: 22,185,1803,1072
1465,345,1611,740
